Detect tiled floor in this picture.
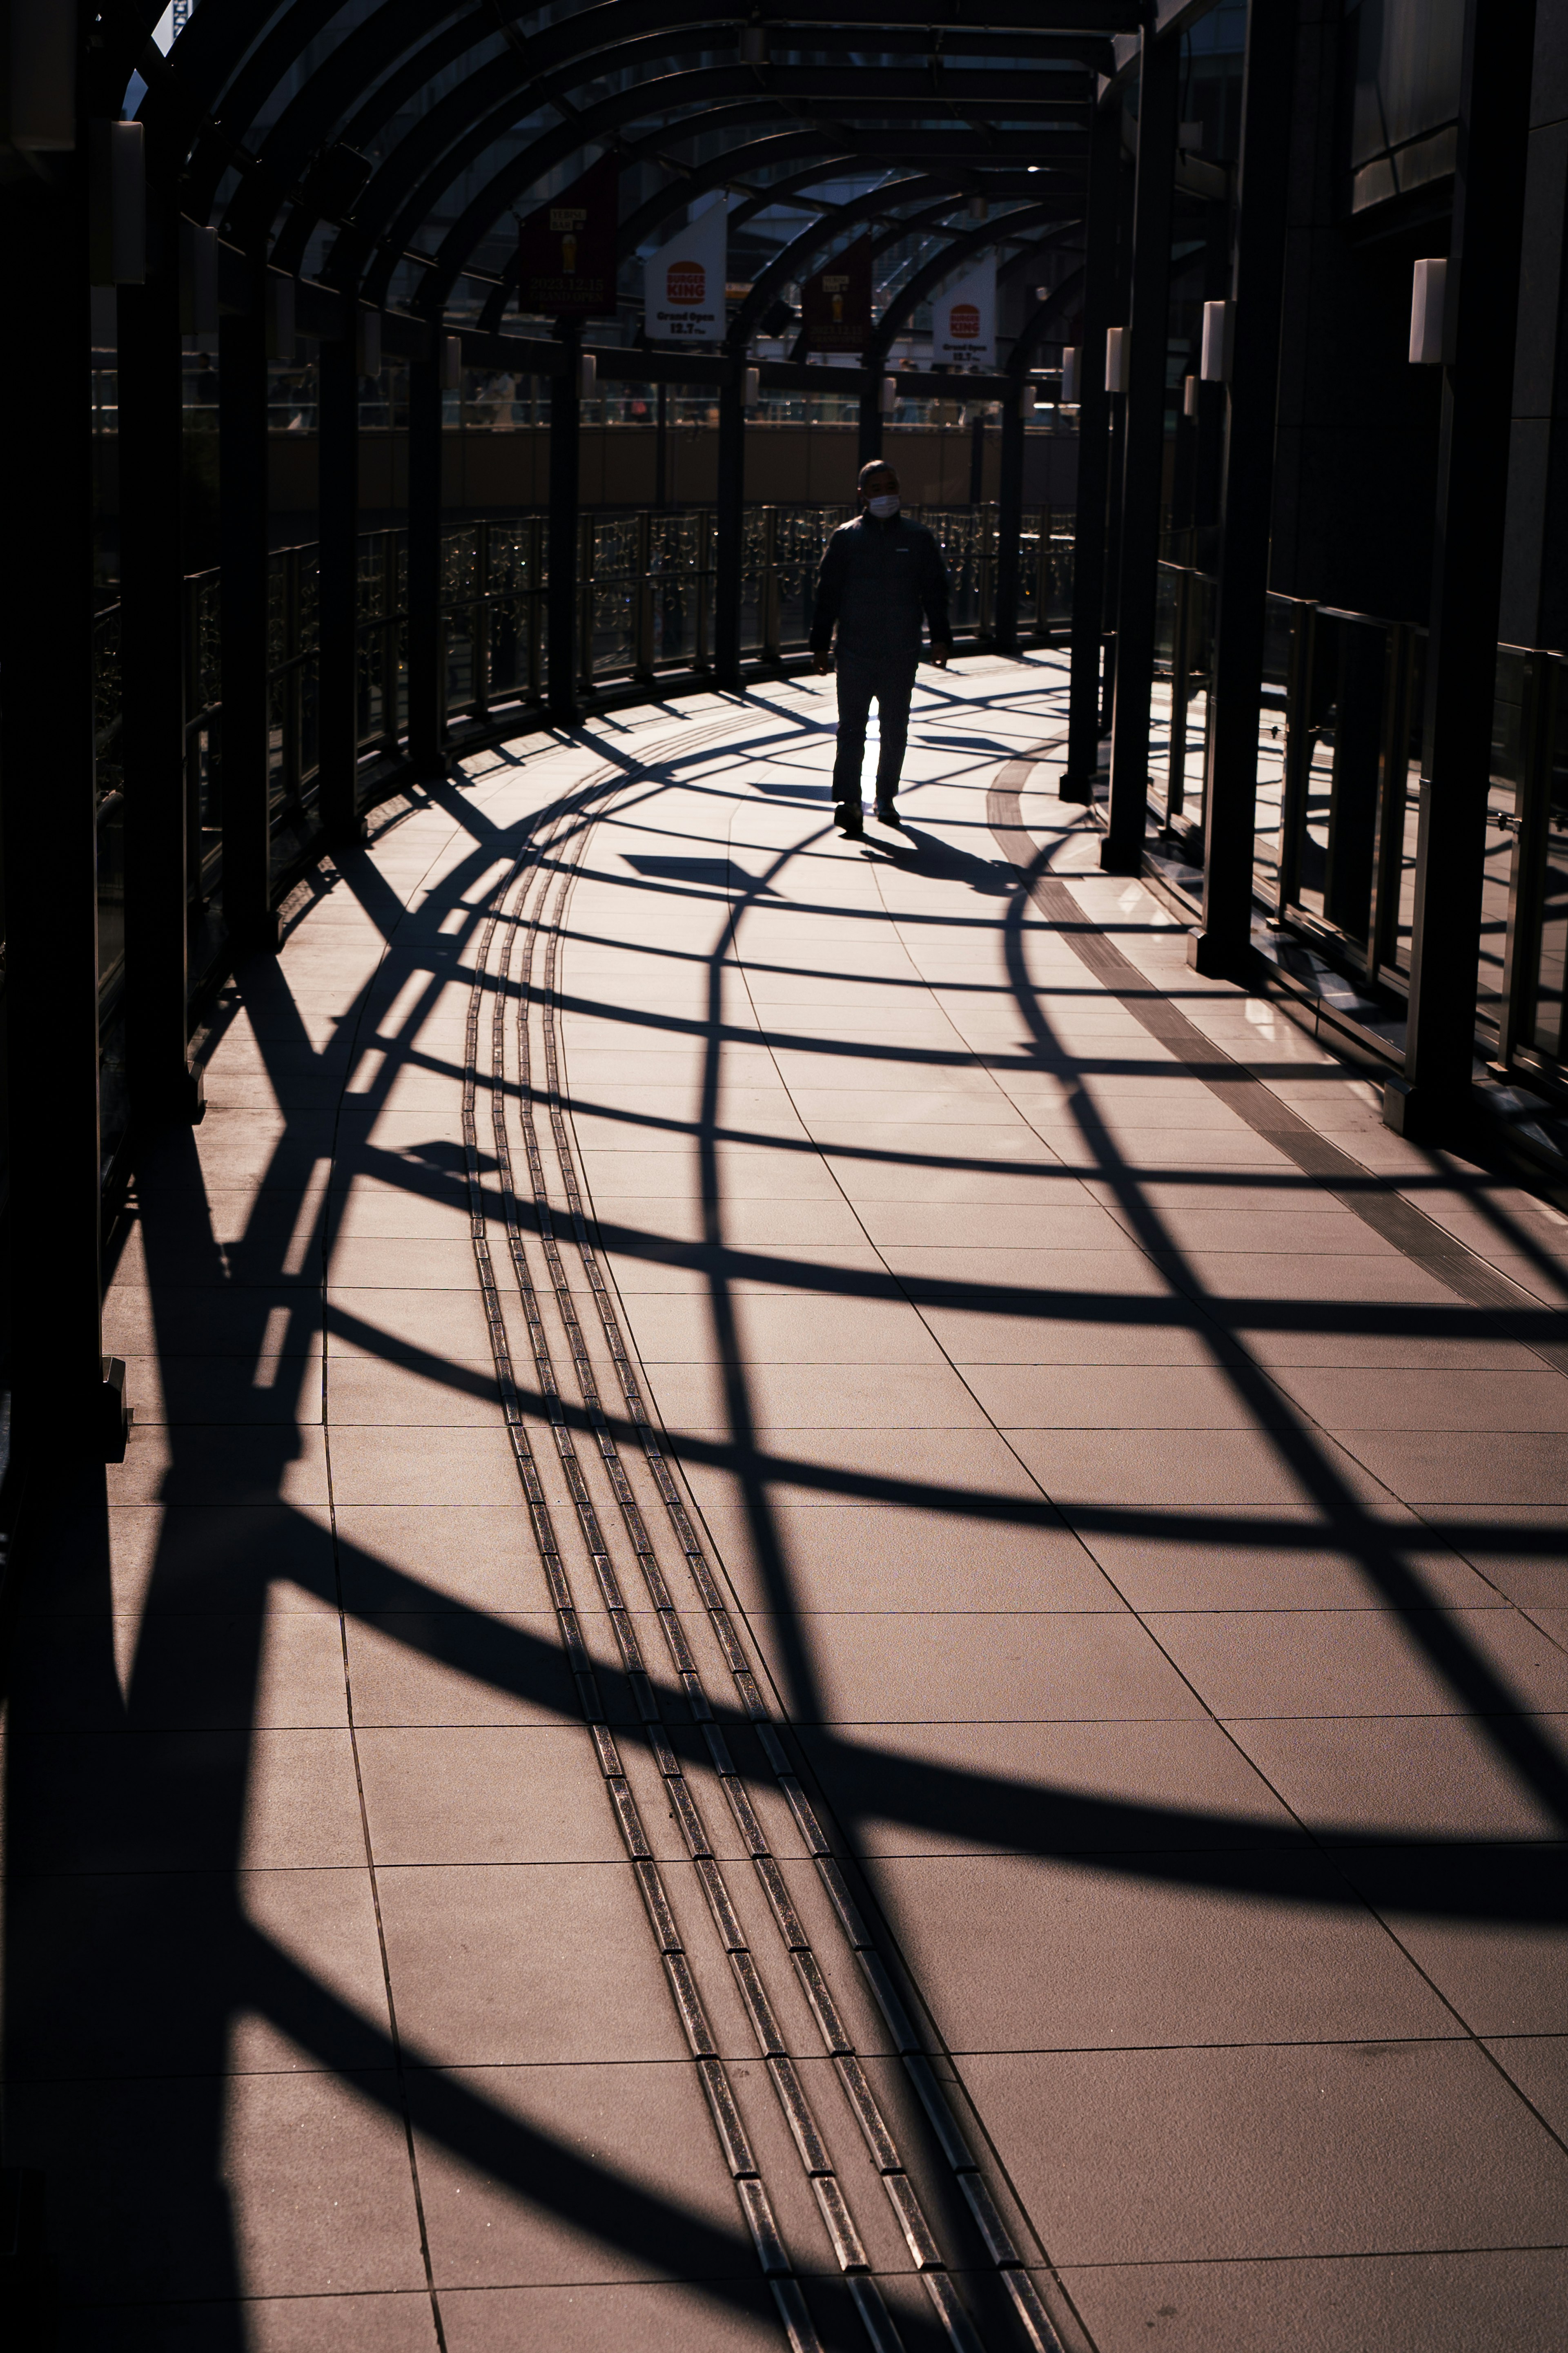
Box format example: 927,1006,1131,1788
8,655,1568,2350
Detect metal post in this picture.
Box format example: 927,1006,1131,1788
119,230,196,1126
655,376,668,506
1102,25,1181,874
219,298,276,951
1386,0,1540,1134
1189,0,1299,974
548,321,581,724
406,340,443,775
317,330,361,838
715,355,746,689
0,169,122,1461
858,369,882,470
1061,92,1122,800
995,388,1025,655
968,406,986,503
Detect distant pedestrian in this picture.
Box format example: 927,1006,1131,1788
810,459,952,836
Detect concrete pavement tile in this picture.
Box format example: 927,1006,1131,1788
1006,1425,1388,1508
1484,2035,1568,2138
1339,1845,1568,2034
326,1427,522,1508
8,2069,427,2304
9,1603,348,1731
1146,1605,1568,1718
356,1727,626,1866
1227,1715,1568,1840
626,1293,945,1365
107,1425,330,1510
374,1861,694,2066
6,1865,388,2081
960,2040,1568,2264
1067,1504,1498,1609
326,1356,503,1427
675,1425,1045,1512
437,2280,784,2351
334,1507,553,1614
1274,1365,1568,1433
7,1728,368,1871
694,1501,1114,1613
964,1364,1281,1431
796,1717,1296,1856
1332,1428,1568,1504
873,1852,1450,2050
749,1609,1199,1725
1062,2248,1568,2353
649,1361,989,1432
341,1612,581,1730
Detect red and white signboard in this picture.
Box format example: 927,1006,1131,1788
933,262,996,366
643,197,728,345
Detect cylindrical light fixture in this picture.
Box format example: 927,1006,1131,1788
90,120,146,285
744,364,760,407
7,0,76,150
267,272,296,364
441,333,463,392
1060,345,1080,406
739,23,768,65
182,222,218,335
579,350,597,399
1408,257,1448,365
1200,299,1232,383
1105,326,1128,395
1018,381,1037,420
968,194,988,222
356,307,382,377
880,374,898,415
1183,373,1198,418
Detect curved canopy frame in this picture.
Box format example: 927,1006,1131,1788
109,0,1135,350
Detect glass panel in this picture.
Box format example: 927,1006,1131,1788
1388,630,1425,973
1252,594,1294,908
1532,657,1568,1064
1479,647,1530,1032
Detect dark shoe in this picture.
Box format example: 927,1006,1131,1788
874,796,900,826
835,802,864,838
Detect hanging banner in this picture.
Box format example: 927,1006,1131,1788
643,198,728,345
933,260,996,366
517,151,620,318
800,234,873,354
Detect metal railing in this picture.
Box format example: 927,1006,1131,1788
435,502,1073,729
1145,563,1568,1092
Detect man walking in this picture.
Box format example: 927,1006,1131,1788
810,461,953,837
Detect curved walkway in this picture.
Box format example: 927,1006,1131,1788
9,656,1568,2353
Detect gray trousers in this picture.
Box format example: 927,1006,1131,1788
831,651,919,803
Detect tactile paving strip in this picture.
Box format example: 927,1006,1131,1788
455,739,1079,2351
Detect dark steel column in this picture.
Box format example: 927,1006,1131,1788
219,299,275,952
1386,0,1540,1134
406,339,443,775
1188,0,1299,978
714,355,746,689
317,329,361,837
0,173,118,1459
994,385,1025,656
1061,92,1122,801
1102,27,1180,874
858,369,882,469
548,323,581,725
119,225,196,1124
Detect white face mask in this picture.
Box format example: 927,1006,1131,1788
865,493,900,518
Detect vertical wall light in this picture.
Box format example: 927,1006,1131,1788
1018,381,1038,420
1200,298,1232,383
5,0,76,151
1183,373,1198,418
577,349,596,399
181,222,218,336
89,120,145,284
442,334,463,393
1408,257,1448,364
880,374,898,414
1105,325,1128,395
267,273,296,364
1060,345,1080,405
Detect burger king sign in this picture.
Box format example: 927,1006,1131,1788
934,263,996,366
644,200,728,344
